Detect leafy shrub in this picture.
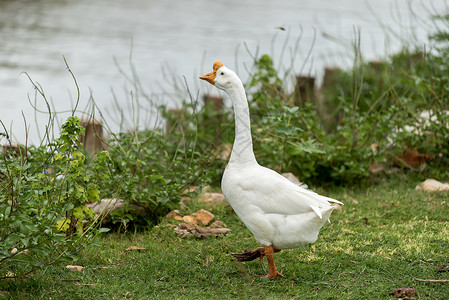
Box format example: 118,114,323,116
174,45,449,185
0,116,111,279
97,124,214,227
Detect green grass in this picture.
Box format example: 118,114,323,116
1,179,448,299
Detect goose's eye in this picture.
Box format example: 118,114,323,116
220,72,224,75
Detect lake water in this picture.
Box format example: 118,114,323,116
0,0,445,143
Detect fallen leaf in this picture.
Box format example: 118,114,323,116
66,265,84,272
125,246,147,252
390,288,416,299
396,148,434,168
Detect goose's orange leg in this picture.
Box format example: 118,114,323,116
264,245,284,279
232,247,281,262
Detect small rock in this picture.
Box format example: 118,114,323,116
416,179,449,192
163,210,183,222
192,209,214,226
85,198,145,224
10,248,18,254
125,246,147,252
182,209,215,226
66,265,84,272
182,215,199,225
209,220,226,228
198,192,227,206
369,162,386,174
85,198,123,215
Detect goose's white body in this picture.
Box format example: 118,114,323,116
201,61,342,253
222,163,338,249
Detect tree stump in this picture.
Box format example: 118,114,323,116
2,143,23,157
321,67,342,90
79,119,104,157
203,94,223,111
293,76,315,107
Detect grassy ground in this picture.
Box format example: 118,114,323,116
1,178,448,299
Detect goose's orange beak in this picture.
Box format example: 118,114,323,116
199,60,224,85
199,72,215,85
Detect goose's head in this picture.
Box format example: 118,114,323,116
199,60,241,91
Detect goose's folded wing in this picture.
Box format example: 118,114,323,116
238,167,342,217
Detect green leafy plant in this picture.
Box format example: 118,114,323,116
229,47,448,184
0,114,111,280
97,122,214,228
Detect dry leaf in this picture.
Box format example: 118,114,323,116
390,288,416,299
125,246,147,252
66,265,84,272
396,148,433,168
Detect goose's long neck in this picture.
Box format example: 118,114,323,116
226,84,257,165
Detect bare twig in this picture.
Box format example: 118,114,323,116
415,278,449,283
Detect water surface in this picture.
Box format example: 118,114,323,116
0,0,444,143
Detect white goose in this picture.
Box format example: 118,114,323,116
200,61,343,279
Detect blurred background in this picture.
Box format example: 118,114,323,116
0,0,446,143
